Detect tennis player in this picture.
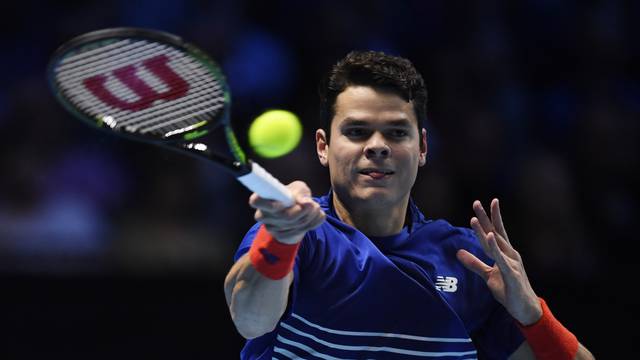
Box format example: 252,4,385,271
224,51,595,359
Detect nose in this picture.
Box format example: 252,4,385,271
364,133,390,159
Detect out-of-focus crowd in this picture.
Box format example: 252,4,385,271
0,1,637,356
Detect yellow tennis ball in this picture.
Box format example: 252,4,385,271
249,109,302,158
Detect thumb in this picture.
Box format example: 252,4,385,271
287,180,312,199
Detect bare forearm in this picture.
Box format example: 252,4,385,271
225,182,322,339
224,253,292,339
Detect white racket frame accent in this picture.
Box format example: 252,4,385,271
237,162,294,207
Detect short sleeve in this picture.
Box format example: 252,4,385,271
233,222,263,262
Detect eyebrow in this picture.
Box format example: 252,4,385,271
340,118,413,127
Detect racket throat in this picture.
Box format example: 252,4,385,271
181,143,250,175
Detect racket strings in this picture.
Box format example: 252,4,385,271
63,75,222,124
54,38,226,138
56,41,161,81
66,76,223,130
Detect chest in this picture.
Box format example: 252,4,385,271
297,231,481,335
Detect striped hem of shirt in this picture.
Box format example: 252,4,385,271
271,312,477,359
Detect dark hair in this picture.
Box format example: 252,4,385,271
318,50,427,142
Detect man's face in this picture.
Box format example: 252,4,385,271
316,85,427,208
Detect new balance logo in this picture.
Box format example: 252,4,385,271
435,276,458,292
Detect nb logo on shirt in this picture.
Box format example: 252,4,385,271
435,276,458,292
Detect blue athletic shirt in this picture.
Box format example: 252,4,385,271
234,191,525,359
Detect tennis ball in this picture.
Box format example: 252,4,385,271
249,109,302,158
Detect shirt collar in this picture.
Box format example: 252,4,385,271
316,189,427,234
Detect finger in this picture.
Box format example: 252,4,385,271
296,194,316,207
261,204,308,226
311,211,327,228
490,198,509,243
292,204,319,229
473,200,494,234
256,202,297,222
491,231,517,258
267,225,303,240
270,194,315,218
456,249,492,281
254,209,264,223
287,180,312,198
309,204,327,228
250,194,288,212
282,201,317,221
299,204,326,230
272,197,321,224
297,201,327,227
487,232,512,275
470,217,491,256
270,212,324,239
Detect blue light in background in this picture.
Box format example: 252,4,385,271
540,87,577,138
118,0,187,31
223,29,296,103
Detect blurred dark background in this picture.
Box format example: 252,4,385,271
1,0,638,358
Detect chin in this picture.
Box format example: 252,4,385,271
353,187,400,205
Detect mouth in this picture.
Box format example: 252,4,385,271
359,168,395,180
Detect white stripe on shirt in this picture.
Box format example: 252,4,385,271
275,336,354,360
290,313,472,343
279,322,477,357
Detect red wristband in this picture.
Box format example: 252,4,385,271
517,297,579,360
249,225,300,280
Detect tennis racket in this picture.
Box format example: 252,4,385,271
47,27,294,207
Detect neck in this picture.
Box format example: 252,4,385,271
332,193,409,237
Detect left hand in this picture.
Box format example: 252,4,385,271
456,198,543,325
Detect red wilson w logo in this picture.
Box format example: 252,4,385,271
82,54,190,112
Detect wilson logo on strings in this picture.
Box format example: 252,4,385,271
82,54,189,111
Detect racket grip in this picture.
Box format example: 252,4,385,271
236,161,295,207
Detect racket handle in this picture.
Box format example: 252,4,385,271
236,161,295,207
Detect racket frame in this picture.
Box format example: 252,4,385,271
47,27,251,174
47,27,294,206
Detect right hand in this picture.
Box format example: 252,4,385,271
249,181,326,244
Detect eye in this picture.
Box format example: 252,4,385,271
344,127,368,138
388,129,408,138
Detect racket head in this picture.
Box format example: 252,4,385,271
47,28,242,156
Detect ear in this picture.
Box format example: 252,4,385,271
419,128,427,167
316,129,329,167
